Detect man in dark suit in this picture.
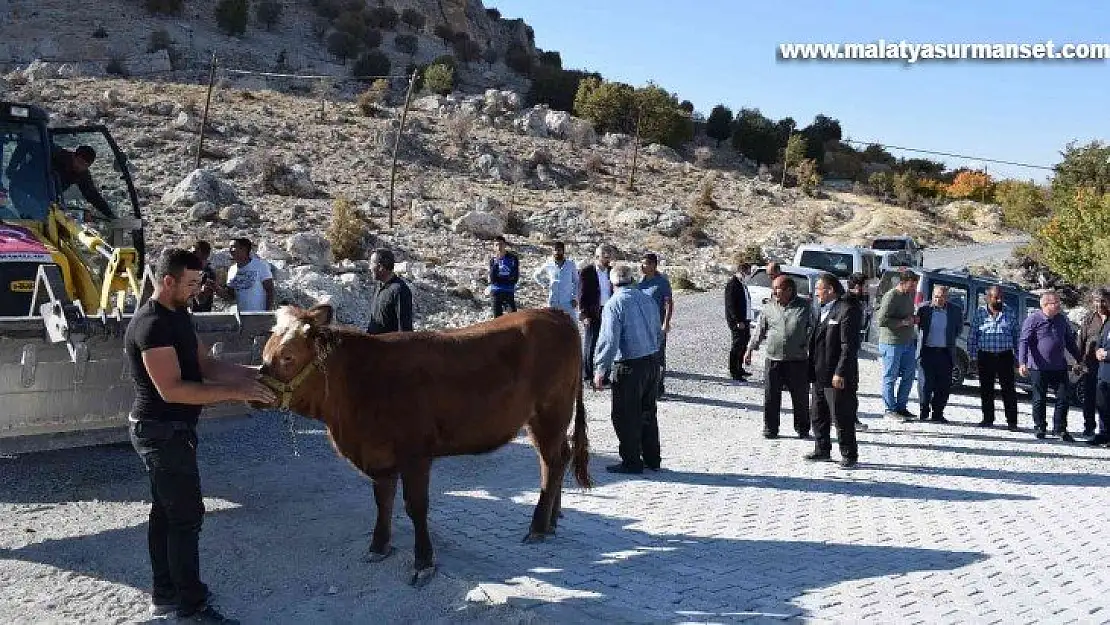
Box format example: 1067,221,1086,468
724,261,753,380
807,272,861,468
915,284,963,423
578,244,615,382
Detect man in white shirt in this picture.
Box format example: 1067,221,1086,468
221,238,274,312
532,241,579,318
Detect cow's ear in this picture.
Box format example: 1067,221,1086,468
307,303,334,327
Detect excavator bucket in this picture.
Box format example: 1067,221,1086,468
0,264,276,455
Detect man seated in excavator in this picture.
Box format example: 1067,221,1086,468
3,140,115,221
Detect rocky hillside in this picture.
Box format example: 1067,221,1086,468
0,0,535,93
0,70,1022,329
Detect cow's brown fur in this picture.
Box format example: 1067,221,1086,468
257,303,591,585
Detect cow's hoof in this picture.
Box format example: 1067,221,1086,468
409,566,437,587
363,546,394,563
522,531,547,544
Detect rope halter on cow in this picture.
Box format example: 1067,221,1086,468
260,361,317,411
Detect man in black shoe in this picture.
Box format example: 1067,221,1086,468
968,286,1021,429
725,260,754,380
1019,290,1082,440
845,273,870,432
915,285,963,423
1090,322,1110,445
1077,289,1110,438
745,275,815,439
125,248,274,623
593,262,663,473
876,270,920,421
806,273,861,468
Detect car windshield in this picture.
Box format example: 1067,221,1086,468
871,239,907,251
798,250,853,278
0,121,52,221
748,270,771,287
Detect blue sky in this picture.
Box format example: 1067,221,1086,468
493,0,1109,182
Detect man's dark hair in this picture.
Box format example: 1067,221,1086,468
494,235,507,244
737,262,751,275
847,272,867,290
777,276,797,296
817,272,845,296
899,269,919,283
371,248,395,271
231,237,252,252
1093,288,1110,303
551,241,565,252
75,145,96,163
192,240,211,256
156,248,203,279
642,252,659,265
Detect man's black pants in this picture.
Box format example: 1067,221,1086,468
919,346,953,419
492,291,517,317
976,350,1019,426
1081,370,1100,433
810,384,859,460
655,334,667,398
729,326,750,379
582,320,601,382
1030,369,1071,433
764,359,810,436
1097,379,1110,439
130,421,208,616
610,355,660,470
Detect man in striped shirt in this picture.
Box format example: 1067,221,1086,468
968,286,1021,429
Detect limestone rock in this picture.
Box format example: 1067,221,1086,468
452,211,504,239
162,169,239,207
285,233,332,267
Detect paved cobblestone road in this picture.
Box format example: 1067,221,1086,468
2,288,1108,624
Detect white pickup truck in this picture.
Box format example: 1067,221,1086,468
869,235,925,269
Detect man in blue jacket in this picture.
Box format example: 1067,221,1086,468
488,236,520,317
916,285,963,423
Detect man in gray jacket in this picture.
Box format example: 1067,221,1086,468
745,276,815,439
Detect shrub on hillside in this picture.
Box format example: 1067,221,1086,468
868,171,893,196
363,28,383,49
423,63,455,95
327,31,361,61
394,33,418,55
144,0,183,15
334,10,368,41
947,170,994,201
482,47,499,65
485,8,501,20
994,179,1049,229
734,245,767,267
795,158,821,196
1036,189,1110,285
255,0,282,30
352,50,391,78
215,0,249,36
452,35,482,63
400,8,425,30
327,198,372,262
527,65,598,112
705,105,733,146
433,24,454,42
357,79,390,115
367,7,399,29
573,77,635,135
892,171,918,206
148,28,173,53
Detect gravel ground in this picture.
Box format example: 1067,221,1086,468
2,286,1108,624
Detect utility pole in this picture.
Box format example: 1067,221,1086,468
388,69,419,230
194,53,217,171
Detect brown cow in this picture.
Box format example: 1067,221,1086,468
255,303,592,586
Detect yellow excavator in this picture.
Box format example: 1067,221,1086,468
0,101,276,454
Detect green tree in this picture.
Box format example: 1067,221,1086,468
1036,189,1110,284
400,8,425,30
994,179,1049,229
215,0,249,35
1051,140,1110,199
573,77,635,135
784,133,807,170
327,30,361,61
862,143,896,165
351,50,390,79
423,63,455,95
255,0,282,30
394,33,418,55
367,6,399,29
730,108,778,165
632,83,693,148
705,105,733,146
528,66,599,113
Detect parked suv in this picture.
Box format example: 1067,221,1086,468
874,268,1084,405
793,244,881,285
871,235,925,268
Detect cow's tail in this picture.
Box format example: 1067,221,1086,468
571,379,593,489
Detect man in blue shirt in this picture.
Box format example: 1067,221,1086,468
488,236,520,317
594,263,663,474
637,253,673,399
967,286,1021,429
915,285,963,423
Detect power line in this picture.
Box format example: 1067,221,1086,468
842,138,1056,171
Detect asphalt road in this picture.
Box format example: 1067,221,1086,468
922,237,1030,270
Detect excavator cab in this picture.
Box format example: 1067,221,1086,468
0,102,275,454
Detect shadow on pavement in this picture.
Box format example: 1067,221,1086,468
861,462,1110,488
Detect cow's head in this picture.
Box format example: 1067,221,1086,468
255,303,335,409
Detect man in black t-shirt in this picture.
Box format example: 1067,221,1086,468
366,248,414,334
124,248,274,623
